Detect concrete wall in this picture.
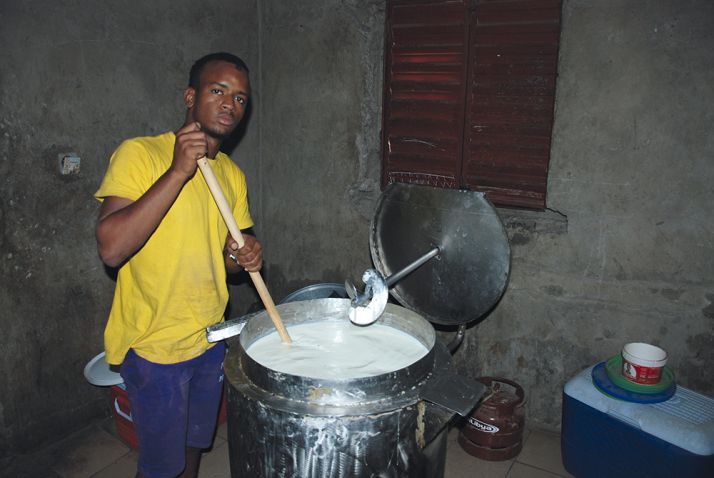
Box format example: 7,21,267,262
257,0,714,431
0,0,261,461
454,0,714,428
1,0,713,461
256,0,385,297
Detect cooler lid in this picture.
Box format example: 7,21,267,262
84,351,123,386
369,183,511,326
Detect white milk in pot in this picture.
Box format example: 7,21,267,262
246,320,429,380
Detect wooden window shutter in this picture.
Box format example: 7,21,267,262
382,0,470,189
463,0,562,209
382,0,562,210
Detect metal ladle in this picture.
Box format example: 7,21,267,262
346,246,440,325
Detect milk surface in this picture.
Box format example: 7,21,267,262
246,320,429,379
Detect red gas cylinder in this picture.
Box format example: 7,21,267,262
458,376,526,461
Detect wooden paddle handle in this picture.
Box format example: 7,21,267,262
197,157,292,344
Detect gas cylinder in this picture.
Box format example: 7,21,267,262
458,376,526,461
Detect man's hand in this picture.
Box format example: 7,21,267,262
171,122,208,179
225,233,263,273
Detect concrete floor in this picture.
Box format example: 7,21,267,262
0,418,572,478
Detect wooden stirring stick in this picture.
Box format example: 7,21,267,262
197,157,292,344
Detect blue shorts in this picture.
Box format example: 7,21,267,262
120,342,225,478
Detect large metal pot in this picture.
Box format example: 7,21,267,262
224,298,480,478
214,183,512,477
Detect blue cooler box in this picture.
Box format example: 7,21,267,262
562,366,714,478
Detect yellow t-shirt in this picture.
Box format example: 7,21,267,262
95,132,253,365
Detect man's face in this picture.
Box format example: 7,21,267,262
185,60,251,140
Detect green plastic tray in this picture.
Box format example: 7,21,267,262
604,354,675,394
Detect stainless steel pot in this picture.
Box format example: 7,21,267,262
224,298,484,478
216,183,513,477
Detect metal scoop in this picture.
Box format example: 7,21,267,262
347,269,389,325
346,246,440,325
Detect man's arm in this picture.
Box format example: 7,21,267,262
96,170,187,267
96,122,209,267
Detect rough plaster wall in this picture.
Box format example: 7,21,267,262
450,0,714,430
257,0,386,301
0,1,260,460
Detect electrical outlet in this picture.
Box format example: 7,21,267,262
58,153,81,175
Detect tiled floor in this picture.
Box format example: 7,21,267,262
1,418,572,478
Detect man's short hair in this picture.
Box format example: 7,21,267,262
188,52,249,89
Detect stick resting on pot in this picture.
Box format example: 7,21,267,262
197,157,292,344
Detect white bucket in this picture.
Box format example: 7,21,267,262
621,342,667,385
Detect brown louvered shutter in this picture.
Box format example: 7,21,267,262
463,0,561,209
382,0,562,210
382,0,470,189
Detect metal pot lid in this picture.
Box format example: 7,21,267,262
369,183,511,326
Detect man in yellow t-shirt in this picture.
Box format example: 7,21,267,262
95,52,260,478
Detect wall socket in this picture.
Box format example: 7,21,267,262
58,153,81,175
